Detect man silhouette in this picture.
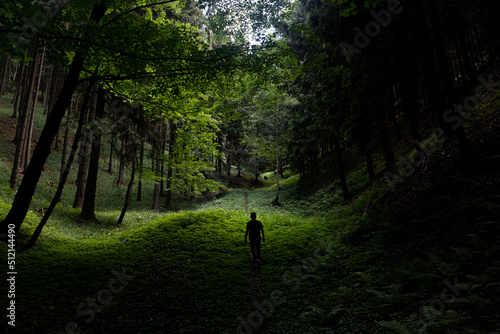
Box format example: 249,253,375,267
245,212,265,263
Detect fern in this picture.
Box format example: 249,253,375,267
445,297,470,305
378,320,419,333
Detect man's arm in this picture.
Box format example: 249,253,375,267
261,227,265,242
245,229,248,242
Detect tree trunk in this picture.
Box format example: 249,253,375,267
136,140,144,202
226,153,231,178
73,85,97,209
152,152,161,212
117,135,126,185
0,2,108,239
164,121,176,210
1,0,108,230
11,60,27,119
273,115,280,205
334,136,349,201
380,120,396,174
427,0,472,157
0,56,10,99
24,78,96,249
80,86,105,222
10,48,39,189
24,46,45,170
108,132,115,174
42,65,53,113
117,153,136,226
365,146,376,182
61,114,70,180
160,125,166,197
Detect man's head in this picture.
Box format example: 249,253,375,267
250,212,256,220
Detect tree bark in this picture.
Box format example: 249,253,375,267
136,140,144,202
164,121,176,210
365,147,376,182
11,59,27,119
273,114,280,205
117,135,126,185
73,85,96,208
23,78,96,249
0,56,10,99
24,46,45,171
116,153,136,226
80,86,105,222
42,65,53,114
152,150,161,212
334,136,349,201
108,132,115,174
10,48,39,189
160,125,166,197
217,135,223,178
0,1,108,239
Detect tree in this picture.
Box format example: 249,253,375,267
79,86,106,222
249,80,298,204
0,1,109,237
1,0,286,238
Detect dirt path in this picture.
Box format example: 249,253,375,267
249,264,265,334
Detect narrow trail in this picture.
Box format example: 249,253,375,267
250,263,265,334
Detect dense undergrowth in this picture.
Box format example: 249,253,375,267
1,90,500,334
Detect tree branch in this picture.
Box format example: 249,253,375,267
103,1,180,27
79,69,198,84
37,33,252,63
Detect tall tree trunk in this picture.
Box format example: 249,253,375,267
164,121,176,210
334,136,349,201
217,135,223,178
61,113,70,179
365,146,376,182
42,65,53,113
24,78,96,249
108,132,115,174
11,60,27,119
136,140,144,202
117,153,136,227
160,125,166,197
10,48,39,189
152,148,161,212
380,119,396,174
80,86,105,222
0,56,10,99
24,46,45,171
73,85,97,209
427,1,472,157
273,114,280,205
117,136,126,185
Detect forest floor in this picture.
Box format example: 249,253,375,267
0,90,500,333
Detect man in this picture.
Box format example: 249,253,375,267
245,212,265,263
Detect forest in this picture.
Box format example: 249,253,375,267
0,0,499,333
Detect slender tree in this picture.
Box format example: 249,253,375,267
0,1,108,237
79,86,106,222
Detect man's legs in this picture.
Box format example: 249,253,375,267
250,238,261,261
250,241,257,261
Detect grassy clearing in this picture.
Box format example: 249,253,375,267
0,166,385,334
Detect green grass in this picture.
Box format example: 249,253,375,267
0,101,395,333
0,166,383,334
